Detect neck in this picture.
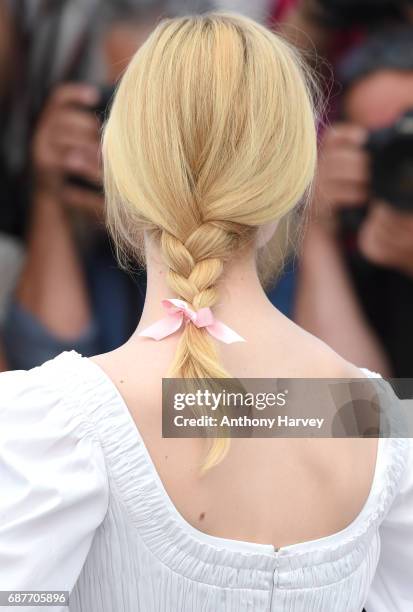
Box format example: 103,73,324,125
133,239,277,337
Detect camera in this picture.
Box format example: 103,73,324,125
367,108,413,211
314,0,410,27
338,109,413,237
65,84,115,193
90,84,115,123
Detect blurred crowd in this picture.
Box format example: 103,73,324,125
0,0,413,376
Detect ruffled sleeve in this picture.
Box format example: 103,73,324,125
0,361,109,605
366,437,413,611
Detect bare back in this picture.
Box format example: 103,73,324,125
91,309,378,550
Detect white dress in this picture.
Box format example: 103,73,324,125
0,350,412,612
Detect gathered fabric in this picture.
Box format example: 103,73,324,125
0,351,412,612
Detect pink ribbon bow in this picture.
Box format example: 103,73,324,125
138,298,245,344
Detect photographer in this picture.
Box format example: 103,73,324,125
1,2,174,370
2,83,104,370
295,27,413,376
0,0,107,369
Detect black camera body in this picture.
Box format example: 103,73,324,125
91,84,116,123
367,109,413,211
315,0,409,27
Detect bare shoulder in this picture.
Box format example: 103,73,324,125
88,346,136,382
89,349,117,370
87,341,170,412
280,317,372,379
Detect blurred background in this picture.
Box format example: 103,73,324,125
1,0,413,376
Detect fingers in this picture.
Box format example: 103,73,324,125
320,148,370,184
47,106,102,182
33,82,103,189
62,184,105,218
46,138,101,181
49,109,101,147
31,83,105,222
324,180,369,206
50,83,99,109
358,201,413,271
64,150,102,184
314,123,371,212
365,202,413,237
322,123,368,149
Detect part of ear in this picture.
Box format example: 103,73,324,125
256,220,279,248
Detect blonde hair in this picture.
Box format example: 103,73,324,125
103,12,318,472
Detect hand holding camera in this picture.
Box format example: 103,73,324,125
314,123,370,217
31,83,104,216
358,200,413,277
314,112,413,276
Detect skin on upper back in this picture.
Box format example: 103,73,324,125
91,310,379,549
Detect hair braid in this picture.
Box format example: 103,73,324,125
161,225,239,471
160,224,230,371
160,227,224,310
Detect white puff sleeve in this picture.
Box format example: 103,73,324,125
366,437,413,611
0,365,109,610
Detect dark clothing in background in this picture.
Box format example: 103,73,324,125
347,255,413,377
3,234,145,370
341,212,413,377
